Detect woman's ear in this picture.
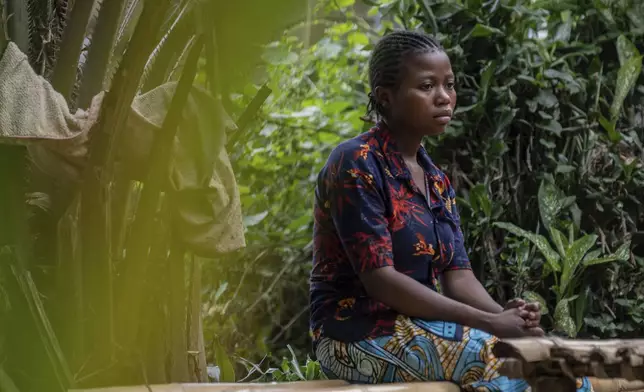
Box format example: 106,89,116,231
373,86,391,111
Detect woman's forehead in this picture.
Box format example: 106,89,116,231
403,51,453,77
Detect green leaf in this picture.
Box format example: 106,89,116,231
522,291,549,315
468,24,504,39
334,0,355,8
480,61,496,102
493,222,560,272
537,181,569,230
554,298,577,337
583,255,619,266
287,345,306,380
470,184,492,217
549,227,567,258
565,234,597,269
599,115,621,143
575,291,589,333
555,165,576,174
584,240,631,266
541,119,563,136
305,359,317,380
559,234,597,295
614,240,631,261
582,249,602,263
213,339,236,382
616,35,640,67
610,55,643,121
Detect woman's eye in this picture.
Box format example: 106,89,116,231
421,83,433,90
446,82,455,90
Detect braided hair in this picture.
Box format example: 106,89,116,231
365,30,444,121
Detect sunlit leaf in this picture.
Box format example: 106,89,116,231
610,55,642,121
584,255,619,266
537,181,570,230
554,298,577,337
212,340,235,382
599,115,621,143
549,227,567,258
244,211,269,227
467,24,504,39
334,0,355,8
493,222,560,272
614,240,631,261
616,35,640,67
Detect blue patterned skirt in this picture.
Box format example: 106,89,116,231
315,316,593,392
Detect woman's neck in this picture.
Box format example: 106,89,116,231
383,119,422,160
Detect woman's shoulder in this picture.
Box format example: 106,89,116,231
325,129,382,169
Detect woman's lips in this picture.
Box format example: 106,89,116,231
434,115,451,125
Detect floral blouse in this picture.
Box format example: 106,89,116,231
309,123,471,345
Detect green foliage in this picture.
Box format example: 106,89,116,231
202,10,374,370
495,181,631,336
202,0,644,373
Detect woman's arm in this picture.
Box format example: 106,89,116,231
359,266,540,337
361,266,495,330
442,269,503,313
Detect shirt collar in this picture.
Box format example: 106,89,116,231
367,121,442,180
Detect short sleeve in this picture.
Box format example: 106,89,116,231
318,146,394,274
443,175,471,271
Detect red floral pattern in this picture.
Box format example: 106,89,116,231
310,123,471,344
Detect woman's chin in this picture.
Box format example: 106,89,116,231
425,124,448,136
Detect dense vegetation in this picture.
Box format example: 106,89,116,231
204,0,644,379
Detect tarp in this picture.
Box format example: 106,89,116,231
0,41,245,257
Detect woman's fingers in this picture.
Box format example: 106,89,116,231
505,298,526,310
525,318,540,328
524,302,541,313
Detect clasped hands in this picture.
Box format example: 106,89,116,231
490,298,545,338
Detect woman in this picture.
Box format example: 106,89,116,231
309,30,592,391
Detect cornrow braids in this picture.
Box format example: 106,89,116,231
365,30,443,121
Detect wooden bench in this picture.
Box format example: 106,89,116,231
68,380,461,391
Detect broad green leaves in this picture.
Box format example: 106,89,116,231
493,222,562,272
495,179,631,336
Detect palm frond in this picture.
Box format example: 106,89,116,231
4,0,31,54
140,0,194,92
76,0,127,108
102,0,143,90
50,0,97,101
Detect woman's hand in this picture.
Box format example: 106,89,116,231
505,299,542,328
488,308,545,338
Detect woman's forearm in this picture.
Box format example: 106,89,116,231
442,269,503,313
360,267,494,332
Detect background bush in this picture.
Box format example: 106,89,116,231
202,0,644,378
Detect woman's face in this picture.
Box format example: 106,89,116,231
376,51,457,136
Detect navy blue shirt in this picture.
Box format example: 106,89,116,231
309,123,471,344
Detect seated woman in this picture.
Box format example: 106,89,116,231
309,30,592,392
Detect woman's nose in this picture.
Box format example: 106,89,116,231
435,88,451,105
